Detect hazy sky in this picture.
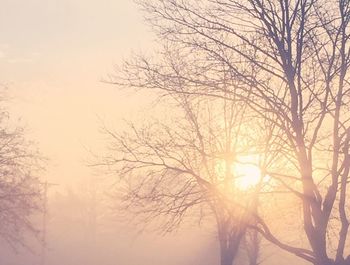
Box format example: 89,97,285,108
0,1,183,263
0,0,154,187
0,2,306,265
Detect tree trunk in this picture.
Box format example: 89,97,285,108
220,247,235,265
312,256,350,265
218,223,244,265
314,257,333,265
219,238,241,265
331,256,350,265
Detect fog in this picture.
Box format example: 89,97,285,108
0,1,223,264
0,0,335,265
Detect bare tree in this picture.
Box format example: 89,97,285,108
244,229,261,265
0,98,43,249
110,0,350,264
96,93,277,265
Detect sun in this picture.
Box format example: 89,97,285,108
229,154,269,190
215,154,267,191
232,161,262,190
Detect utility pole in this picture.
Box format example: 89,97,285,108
40,181,59,265
87,177,98,265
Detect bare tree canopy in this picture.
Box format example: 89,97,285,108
96,93,279,265
107,0,350,265
0,97,43,249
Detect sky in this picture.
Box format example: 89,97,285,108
0,1,192,264
0,1,306,265
0,0,154,187
0,1,227,265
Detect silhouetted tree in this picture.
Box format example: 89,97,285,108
96,91,280,265
112,0,350,264
0,97,43,249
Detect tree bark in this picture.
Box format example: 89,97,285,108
219,236,242,265
218,219,245,265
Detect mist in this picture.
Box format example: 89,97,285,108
1,1,350,265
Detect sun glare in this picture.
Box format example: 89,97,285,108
215,155,266,190
232,162,262,190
